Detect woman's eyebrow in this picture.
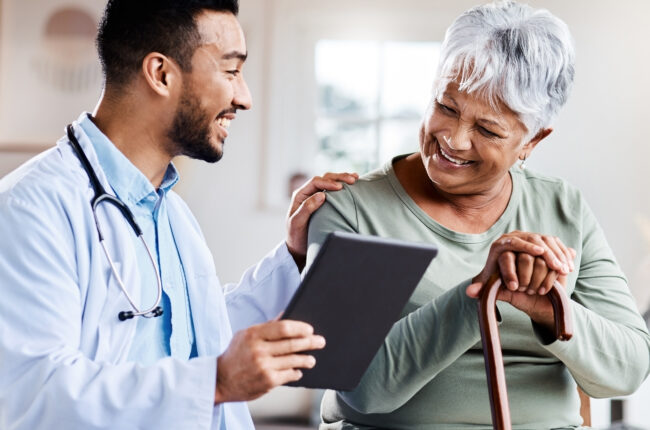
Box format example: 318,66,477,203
441,92,459,108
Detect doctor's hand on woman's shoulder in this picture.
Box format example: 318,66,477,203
285,172,359,271
213,319,325,404
467,231,577,332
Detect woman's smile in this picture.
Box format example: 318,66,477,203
436,139,475,167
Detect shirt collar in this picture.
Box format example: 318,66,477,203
78,113,179,206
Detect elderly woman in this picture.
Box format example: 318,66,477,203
307,1,650,429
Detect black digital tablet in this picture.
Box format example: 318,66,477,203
282,231,438,391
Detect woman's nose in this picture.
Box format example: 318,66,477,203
444,129,472,151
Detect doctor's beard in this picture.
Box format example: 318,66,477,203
167,84,223,163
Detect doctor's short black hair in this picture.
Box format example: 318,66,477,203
97,0,239,87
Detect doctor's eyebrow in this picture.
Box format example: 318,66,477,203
222,50,247,61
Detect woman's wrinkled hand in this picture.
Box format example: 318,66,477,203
466,231,577,330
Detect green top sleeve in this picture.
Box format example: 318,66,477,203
537,197,650,398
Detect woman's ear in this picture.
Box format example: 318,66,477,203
521,128,553,158
141,52,181,97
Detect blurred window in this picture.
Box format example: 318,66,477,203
315,40,441,174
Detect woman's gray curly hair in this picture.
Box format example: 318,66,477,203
434,1,575,137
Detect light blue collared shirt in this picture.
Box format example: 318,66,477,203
79,115,196,364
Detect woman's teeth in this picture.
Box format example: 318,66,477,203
440,146,471,165
216,117,231,128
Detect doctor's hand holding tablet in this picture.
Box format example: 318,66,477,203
215,172,357,402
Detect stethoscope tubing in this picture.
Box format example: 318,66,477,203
66,123,164,321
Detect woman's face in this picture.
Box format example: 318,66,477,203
420,80,534,196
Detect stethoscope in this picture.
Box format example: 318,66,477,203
67,124,164,321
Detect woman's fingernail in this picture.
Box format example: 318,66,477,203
527,289,536,295
538,287,547,295
508,281,518,291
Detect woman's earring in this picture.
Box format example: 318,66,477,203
519,155,528,170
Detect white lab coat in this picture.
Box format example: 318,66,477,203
0,118,300,429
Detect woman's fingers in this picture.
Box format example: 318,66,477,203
491,236,545,256
541,235,570,273
473,231,576,297
527,257,550,294
477,236,544,284
538,270,559,295
526,234,568,274
497,251,518,290
516,253,535,291
554,237,576,272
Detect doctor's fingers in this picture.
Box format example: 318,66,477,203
288,192,327,234
265,334,326,356
256,319,315,340
288,172,358,215
270,353,318,371
267,368,305,387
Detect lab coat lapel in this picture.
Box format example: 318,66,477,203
166,198,230,357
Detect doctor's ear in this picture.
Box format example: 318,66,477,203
141,52,181,97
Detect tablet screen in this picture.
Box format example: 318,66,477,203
282,231,437,390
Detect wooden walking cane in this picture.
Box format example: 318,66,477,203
478,274,573,430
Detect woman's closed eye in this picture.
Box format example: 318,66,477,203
477,126,502,139
436,101,457,116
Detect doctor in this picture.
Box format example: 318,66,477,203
0,0,357,429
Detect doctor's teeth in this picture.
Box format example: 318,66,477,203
217,118,231,128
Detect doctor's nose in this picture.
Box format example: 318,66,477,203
233,76,252,111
